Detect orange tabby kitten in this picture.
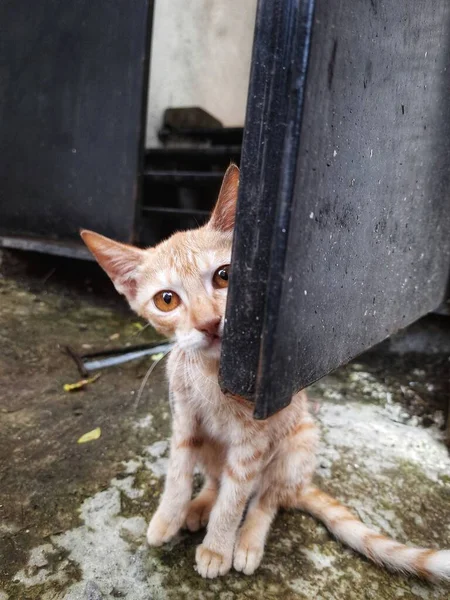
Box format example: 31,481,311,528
81,165,449,580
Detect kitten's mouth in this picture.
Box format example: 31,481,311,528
204,333,221,348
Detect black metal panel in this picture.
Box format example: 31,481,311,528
220,0,315,401
0,0,152,243
221,0,450,418
0,235,93,260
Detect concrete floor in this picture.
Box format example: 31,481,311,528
1,250,449,600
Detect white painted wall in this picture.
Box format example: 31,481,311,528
146,0,257,148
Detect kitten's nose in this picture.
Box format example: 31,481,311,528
196,317,221,337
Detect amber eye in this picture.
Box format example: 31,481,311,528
153,290,181,312
213,265,230,289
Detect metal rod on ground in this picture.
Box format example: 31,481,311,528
80,341,167,359
83,343,174,371
65,345,89,378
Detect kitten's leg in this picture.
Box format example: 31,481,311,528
185,477,219,532
195,443,266,578
147,397,200,546
234,419,318,574
233,493,277,575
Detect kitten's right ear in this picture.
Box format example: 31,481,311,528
208,163,240,232
80,230,145,302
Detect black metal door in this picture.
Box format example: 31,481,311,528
220,0,450,418
0,0,152,257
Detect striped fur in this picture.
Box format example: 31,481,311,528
82,164,450,581
296,486,450,581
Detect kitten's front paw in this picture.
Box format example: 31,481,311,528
146,511,182,546
233,539,264,575
195,544,232,578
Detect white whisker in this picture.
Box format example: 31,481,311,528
129,322,151,338
134,349,171,410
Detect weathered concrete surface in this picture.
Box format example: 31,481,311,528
1,250,449,600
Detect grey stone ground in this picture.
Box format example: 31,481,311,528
1,250,449,600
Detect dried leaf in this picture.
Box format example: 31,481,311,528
109,333,120,340
63,373,101,392
77,427,101,444
151,352,165,362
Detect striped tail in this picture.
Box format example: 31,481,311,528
297,485,450,581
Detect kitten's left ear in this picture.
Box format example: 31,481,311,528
80,230,145,303
208,163,240,232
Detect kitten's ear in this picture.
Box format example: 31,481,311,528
80,230,145,302
208,163,240,232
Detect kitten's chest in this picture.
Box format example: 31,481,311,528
177,363,247,440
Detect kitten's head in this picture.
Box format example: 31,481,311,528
81,164,239,359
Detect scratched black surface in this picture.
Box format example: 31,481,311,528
220,0,315,404
221,0,450,418
0,0,152,243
